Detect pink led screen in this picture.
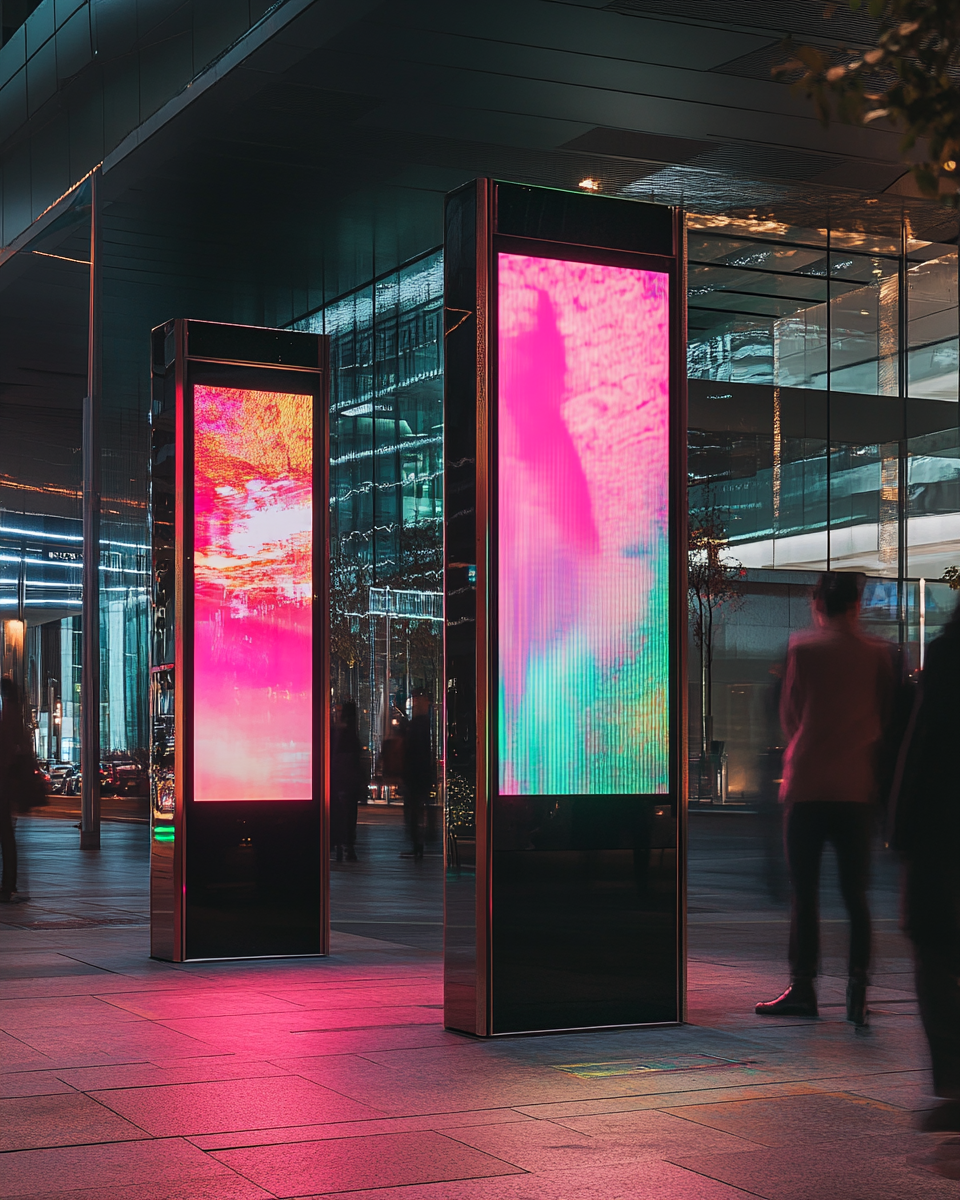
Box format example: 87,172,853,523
193,385,313,802
498,253,669,796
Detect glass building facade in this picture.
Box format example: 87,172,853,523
282,205,959,805
2,201,956,806
687,210,959,798
0,506,149,765
292,252,444,784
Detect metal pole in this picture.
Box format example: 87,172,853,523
919,577,926,671
80,167,102,850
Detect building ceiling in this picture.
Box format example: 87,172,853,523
0,0,956,517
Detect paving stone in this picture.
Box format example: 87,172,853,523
90,1074,385,1136
211,1130,524,1196
1,1093,138,1154
283,1158,761,1198
0,1072,71,1101
97,989,307,1020
670,1132,960,1199
0,1137,244,1197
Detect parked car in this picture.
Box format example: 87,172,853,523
47,764,79,795
101,760,148,796
72,764,110,794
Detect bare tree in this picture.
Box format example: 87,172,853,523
688,497,745,764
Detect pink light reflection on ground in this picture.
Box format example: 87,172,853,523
193,385,313,801
498,253,670,795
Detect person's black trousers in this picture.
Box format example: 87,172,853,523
913,941,960,1098
404,789,427,855
0,801,16,897
785,800,872,982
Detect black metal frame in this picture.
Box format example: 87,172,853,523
150,318,329,962
444,180,687,1036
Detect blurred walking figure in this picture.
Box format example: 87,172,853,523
0,676,32,901
402,689,434,861
330,700,363,863
756,573,894,1025
891,597,960,1130
758,661,788,905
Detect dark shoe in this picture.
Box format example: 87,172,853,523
345,850,358,862
919,1101,960,1133
755,981,818,1017
846,979,868,1027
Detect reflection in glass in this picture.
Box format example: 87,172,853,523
292,253,444,794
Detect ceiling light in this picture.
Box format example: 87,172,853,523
578,177,600,192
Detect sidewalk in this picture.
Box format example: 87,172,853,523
0,817,955,1199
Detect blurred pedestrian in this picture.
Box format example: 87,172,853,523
330,700,363,863
402,689,434,861
756,573,894,1025
891,595,960,1130
0,676,32,902
758,661,788,905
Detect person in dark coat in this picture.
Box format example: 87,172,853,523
0,676,31,901
330,700,363,862
402,689,435,861
892,596,960,1130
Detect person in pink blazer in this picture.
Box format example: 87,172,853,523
756,572,894,1026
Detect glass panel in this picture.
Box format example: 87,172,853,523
827,438,899,576
829,252,899,396
920,579,959,660
687,221,832,580
907,243,958,402
687,234,829,388
295,253,443,800
0,512,84,766
906,424,960,579
686,212,828,250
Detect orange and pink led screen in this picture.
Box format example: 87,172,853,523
498,253,670,796
192,385,313,802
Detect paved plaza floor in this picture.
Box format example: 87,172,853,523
0,810,956,1199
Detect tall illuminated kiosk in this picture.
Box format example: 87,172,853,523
444,181,686,1035
149,320,328,961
